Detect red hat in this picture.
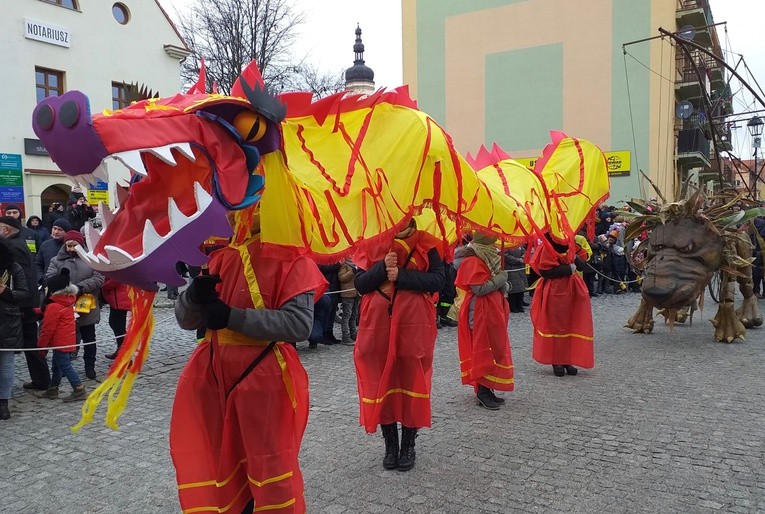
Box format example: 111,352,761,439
64,230,85,246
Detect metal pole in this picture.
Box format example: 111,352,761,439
755,148,759,201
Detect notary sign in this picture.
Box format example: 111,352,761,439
24,19,71,48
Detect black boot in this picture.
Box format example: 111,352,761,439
398,426,417,471
476,385,501,410
564,365,578,375
438,306,458,327
488,389,506,405
0,399,9,420
552,365,565,377
381,423,399,470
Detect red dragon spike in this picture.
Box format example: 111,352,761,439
231,60,266,99
186,57,207,95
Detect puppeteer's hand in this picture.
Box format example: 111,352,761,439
384,252,397,269
204,299,231,330
186,275,222,304
386,266,399,282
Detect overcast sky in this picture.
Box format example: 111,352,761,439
159,0,764,152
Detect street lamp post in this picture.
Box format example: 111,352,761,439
747,116,763,201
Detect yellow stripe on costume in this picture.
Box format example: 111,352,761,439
177,459,248,490
484,374,515,385
232,237,265,310
535,329,593,341
182,482,249,513
274,345,297,409
253,498,297,511
362,388,429,404
248,471,293,488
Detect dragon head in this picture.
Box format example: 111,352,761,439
32,62,283,290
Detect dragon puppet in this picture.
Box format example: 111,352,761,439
32,60,609,428
623,186,764,342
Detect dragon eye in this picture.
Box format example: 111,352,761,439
233,110,267,143
651,244,664,251
678,243,693,253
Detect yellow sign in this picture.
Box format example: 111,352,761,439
605,151,630,176
88,190,109,206
514,151,630,176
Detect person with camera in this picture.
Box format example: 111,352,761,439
65,188,96,232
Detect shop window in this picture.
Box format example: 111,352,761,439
112,82,130,109
36,67,64,103
41,0,78,9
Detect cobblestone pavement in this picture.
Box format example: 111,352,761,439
4,293,765,513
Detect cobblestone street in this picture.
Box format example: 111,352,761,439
4,293,765,513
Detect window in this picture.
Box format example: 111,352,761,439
111,82,130,109
42,0,78,9
112,3,130,24
35,67,64,103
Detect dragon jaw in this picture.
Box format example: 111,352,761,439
31,90,265,290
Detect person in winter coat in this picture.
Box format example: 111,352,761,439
455,232,514,410
504,245,528,313
26,216,50,245
0,216,46,392
42,202,66,230
65,188,96,231
38,268,85,402
101,278,131,359
35,218,71,285
46,230,104,380
3,204,40,254
337,259,359,346
0,238,30,420
353,218,445,472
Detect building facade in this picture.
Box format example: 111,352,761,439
402,0,729,204
0,0,188,219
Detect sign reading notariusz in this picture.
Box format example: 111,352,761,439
24,19,71,48
515,151,631,177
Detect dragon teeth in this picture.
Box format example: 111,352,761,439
141,219,165,255
168,196,191,232
147,144,177,165
98,202,116,229
84,223,102,251
193,181,212,211
112,149,147,176
103,245,134,266
172,142,195,162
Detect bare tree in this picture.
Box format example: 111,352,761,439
178,0,305,95
283,64,346,98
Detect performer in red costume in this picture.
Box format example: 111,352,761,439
529,234,594,377
454,232,514,410
171,213,326,514
353,218,445,472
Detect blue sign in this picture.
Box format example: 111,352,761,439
0,186,26,202
90,179,108,191
0,153,22,171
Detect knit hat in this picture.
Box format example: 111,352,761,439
0,216,21,230
52,218,72,232
4,204,20,212
46,268,71,293
473,232,498,245
64,230,85,246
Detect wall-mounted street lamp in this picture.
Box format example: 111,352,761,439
747,116,762,200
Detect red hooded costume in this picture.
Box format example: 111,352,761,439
529,241,594,368
455,256,515,391
353,229,442,433
170,239,326,514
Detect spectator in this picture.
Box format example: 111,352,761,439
0,238,30,420
436,259,459,328
26,216,50,244
101,278,131,359
35,218,71,285
317,263,341,344
0,216,46,391
354,218,445,471
3,204,40,254
504,245,528,312
38,268,85,402
46,230,104,380
42,202,66,230
575,233,598,297
337,258,359,346
751,217,765,299
66,188,96,231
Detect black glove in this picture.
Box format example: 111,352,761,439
186,275,222,304
204,299,231,330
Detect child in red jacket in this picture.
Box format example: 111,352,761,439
38,269,85,402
